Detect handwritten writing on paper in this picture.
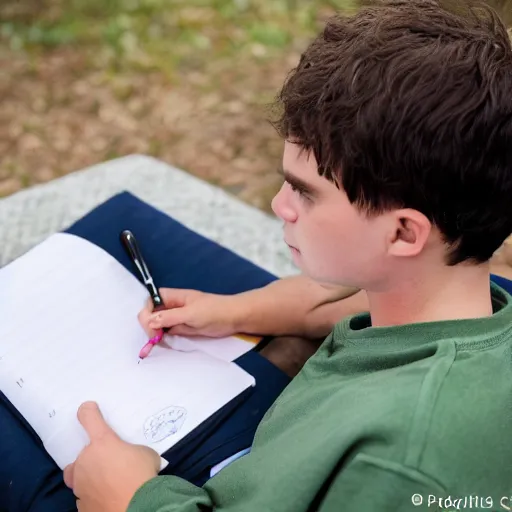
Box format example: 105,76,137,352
144,406,187,443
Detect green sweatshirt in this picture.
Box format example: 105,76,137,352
129,283,512,511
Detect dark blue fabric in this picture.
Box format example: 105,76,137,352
64,191,278,294
490,273,512,295
0,192,290,512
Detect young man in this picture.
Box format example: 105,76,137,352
63,1,512,510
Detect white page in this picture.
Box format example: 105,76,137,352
168,334,258,362
0,233,255,469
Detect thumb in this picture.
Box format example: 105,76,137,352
77,401,117,442
139,445,163,473
149,307,191,330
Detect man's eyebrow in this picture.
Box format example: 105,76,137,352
277,168,320,197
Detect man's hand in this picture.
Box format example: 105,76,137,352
63,401,160,512
138,288,242,339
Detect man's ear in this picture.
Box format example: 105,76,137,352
387,209,432,258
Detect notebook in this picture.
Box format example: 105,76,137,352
0,233,256,470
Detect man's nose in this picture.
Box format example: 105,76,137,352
271,185,297,223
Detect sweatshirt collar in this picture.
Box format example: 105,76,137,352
333,282,512,352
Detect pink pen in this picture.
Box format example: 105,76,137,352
120,229,169,361
138,330,164,359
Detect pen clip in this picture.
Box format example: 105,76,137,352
120,230,163,308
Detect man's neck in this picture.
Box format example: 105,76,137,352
367,262,493,327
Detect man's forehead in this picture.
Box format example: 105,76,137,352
283,142,319,174
283,142,341,191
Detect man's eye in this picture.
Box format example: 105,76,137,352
288,182,309,200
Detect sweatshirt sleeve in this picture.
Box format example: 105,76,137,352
127,476,213,512
317,453,447,512
127,454,447,512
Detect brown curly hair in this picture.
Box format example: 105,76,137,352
274,0,512,265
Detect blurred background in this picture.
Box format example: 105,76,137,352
0,0,511,214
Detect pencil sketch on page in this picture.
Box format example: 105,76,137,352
143,406,187,443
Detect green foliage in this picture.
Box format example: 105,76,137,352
3,0,508,74
0,0,357,72
249,23,290,47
